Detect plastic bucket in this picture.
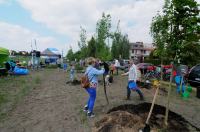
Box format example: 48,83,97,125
182,92,190,99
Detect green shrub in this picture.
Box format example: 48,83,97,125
46,65,58,69
75,64,84,71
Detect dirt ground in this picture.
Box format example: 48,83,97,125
0,69,199,132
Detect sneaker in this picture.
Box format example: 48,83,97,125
87,112,95,118
83,105,88,112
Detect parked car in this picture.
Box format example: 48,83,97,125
188,64,200,87
136,63,155,74
119,59,129,70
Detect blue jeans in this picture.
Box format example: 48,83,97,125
86,88,96,113
127,81,144,99
70,72,74,81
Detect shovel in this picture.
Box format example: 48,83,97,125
103,74,109,104
142,80,160,132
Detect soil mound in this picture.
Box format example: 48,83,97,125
94,103,199,132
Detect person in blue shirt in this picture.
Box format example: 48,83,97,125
63,63,67,72
83,57,105,117
175,66,186,94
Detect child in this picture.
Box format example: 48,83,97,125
63,63,67,72
70,64,75,82
110,63,115,75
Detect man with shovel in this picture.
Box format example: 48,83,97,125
121,59,144,100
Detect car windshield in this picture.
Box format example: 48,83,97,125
193,66,200,72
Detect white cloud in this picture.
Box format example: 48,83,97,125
0,0,5,3
0,0,13,5
0,22,65,53
17,0,166,49
0,0,7,4
2,0,198,54
107,0,164,43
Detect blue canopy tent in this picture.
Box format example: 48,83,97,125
41,48,61,64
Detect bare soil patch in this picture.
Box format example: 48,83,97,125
0,69,199,132
94,103,199,132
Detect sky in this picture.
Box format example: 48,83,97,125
0,0,199,55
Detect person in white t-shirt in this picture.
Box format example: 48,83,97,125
114,59,120,75
121,59,144,100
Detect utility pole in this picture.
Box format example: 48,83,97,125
31,40,34,69
34,39,37,50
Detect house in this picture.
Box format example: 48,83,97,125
129,42,154,62
19,51,29,56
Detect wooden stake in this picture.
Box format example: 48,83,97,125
164,62,173,126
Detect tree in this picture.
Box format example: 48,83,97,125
151,13,169,61
121,34,130,59
170,0,200,65
87,36,96,57
111,21,130,59
78,26,88,58
111,39,118,59
96,12,112,60
66,48,74,61
73,50,82,61
151,0,200,66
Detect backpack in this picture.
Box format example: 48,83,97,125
81,69,92,88
81,75,90,88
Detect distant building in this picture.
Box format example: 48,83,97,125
129,42,154,62
19,51,29,56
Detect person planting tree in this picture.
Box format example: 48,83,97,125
83,57,105,118
121,59,144,100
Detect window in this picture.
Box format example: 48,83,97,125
132,50,134,53
144,50,146,54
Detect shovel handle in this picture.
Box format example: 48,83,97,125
146,85,159,124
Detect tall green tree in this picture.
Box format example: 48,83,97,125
73,50,82,61
96,12,112,60
111,39,118,59
66,48,74,61
78,26,88,58
170,0,200,65
111,21,130,59
151,0,200,66
87,36,96,57
122,34,130,59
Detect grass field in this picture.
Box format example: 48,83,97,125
0,69,199,132
0,71,42,120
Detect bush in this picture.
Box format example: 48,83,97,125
75,64,84,71
46,65,58,69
